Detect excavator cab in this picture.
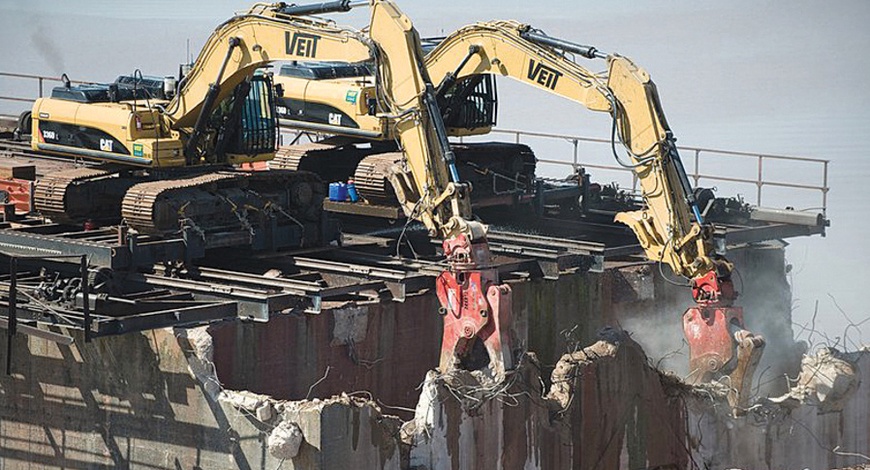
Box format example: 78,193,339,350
439,75,498,133
210,74,278,160
234,74,278,155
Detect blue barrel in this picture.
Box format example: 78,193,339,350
328,182,341,201
347,179,359,202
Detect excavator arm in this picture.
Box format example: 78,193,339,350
367,3,514,380
168,4,373,128
163,2,376,162
425,21,764,410
164,1,514,380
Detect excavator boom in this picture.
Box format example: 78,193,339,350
174,3,517,378
423,21,765,411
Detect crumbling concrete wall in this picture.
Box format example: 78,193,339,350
3,244,865,469
687,347,870,469
209,244,798,412
210,295,444,415
0,326,405,469
2,322,867,469
407,334,691,470
407,335,870,470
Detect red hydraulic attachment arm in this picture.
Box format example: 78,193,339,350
436,233,514,380
682,270,766,413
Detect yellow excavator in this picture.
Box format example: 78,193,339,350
25,3,403,249
425,21,767,411
24,1,427,250
23,1,517,379
268,47,538,207
270,19,766,410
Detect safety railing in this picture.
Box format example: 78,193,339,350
466,128,829,214
0,72,829,213
0,72,94,105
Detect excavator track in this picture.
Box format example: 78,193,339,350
353,152,404,203
121,169,327,242
271,142,338,171
34,166,128,225
352,144,537,204
121,171,243,235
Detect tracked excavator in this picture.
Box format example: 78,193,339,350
20,1,517,380
257,18,766,408
421,21,767,411
24,4,407,250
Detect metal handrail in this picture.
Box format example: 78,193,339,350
0,72,830,213
0,71,93,104
480,128,829,213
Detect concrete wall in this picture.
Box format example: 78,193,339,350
210,243,799,408
4,244,864,469
0,327,404,469
407,337,692,470
0,328,263,468
687,350,870,469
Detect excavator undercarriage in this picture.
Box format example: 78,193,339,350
33,166,334,250
271,139,536,205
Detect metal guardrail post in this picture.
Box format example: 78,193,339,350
81,255,91,343
756,155,764,206
572,139,578,169
822,161,829,214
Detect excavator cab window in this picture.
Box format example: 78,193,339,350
440,75,497,130
234,75,278,155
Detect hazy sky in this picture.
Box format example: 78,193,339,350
1,0,868,347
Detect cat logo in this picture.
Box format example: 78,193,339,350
286,32,321,58
527,59,563,90
100,138,114,152
328,113,342,126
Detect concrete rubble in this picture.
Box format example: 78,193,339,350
182,323,870,469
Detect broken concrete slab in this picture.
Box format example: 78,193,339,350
688,349,870,469
770,346,859,412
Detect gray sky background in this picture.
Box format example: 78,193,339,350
1,0,868,347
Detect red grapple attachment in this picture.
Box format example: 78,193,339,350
684,271,766,415
683,306,744,382
436,234,514,381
